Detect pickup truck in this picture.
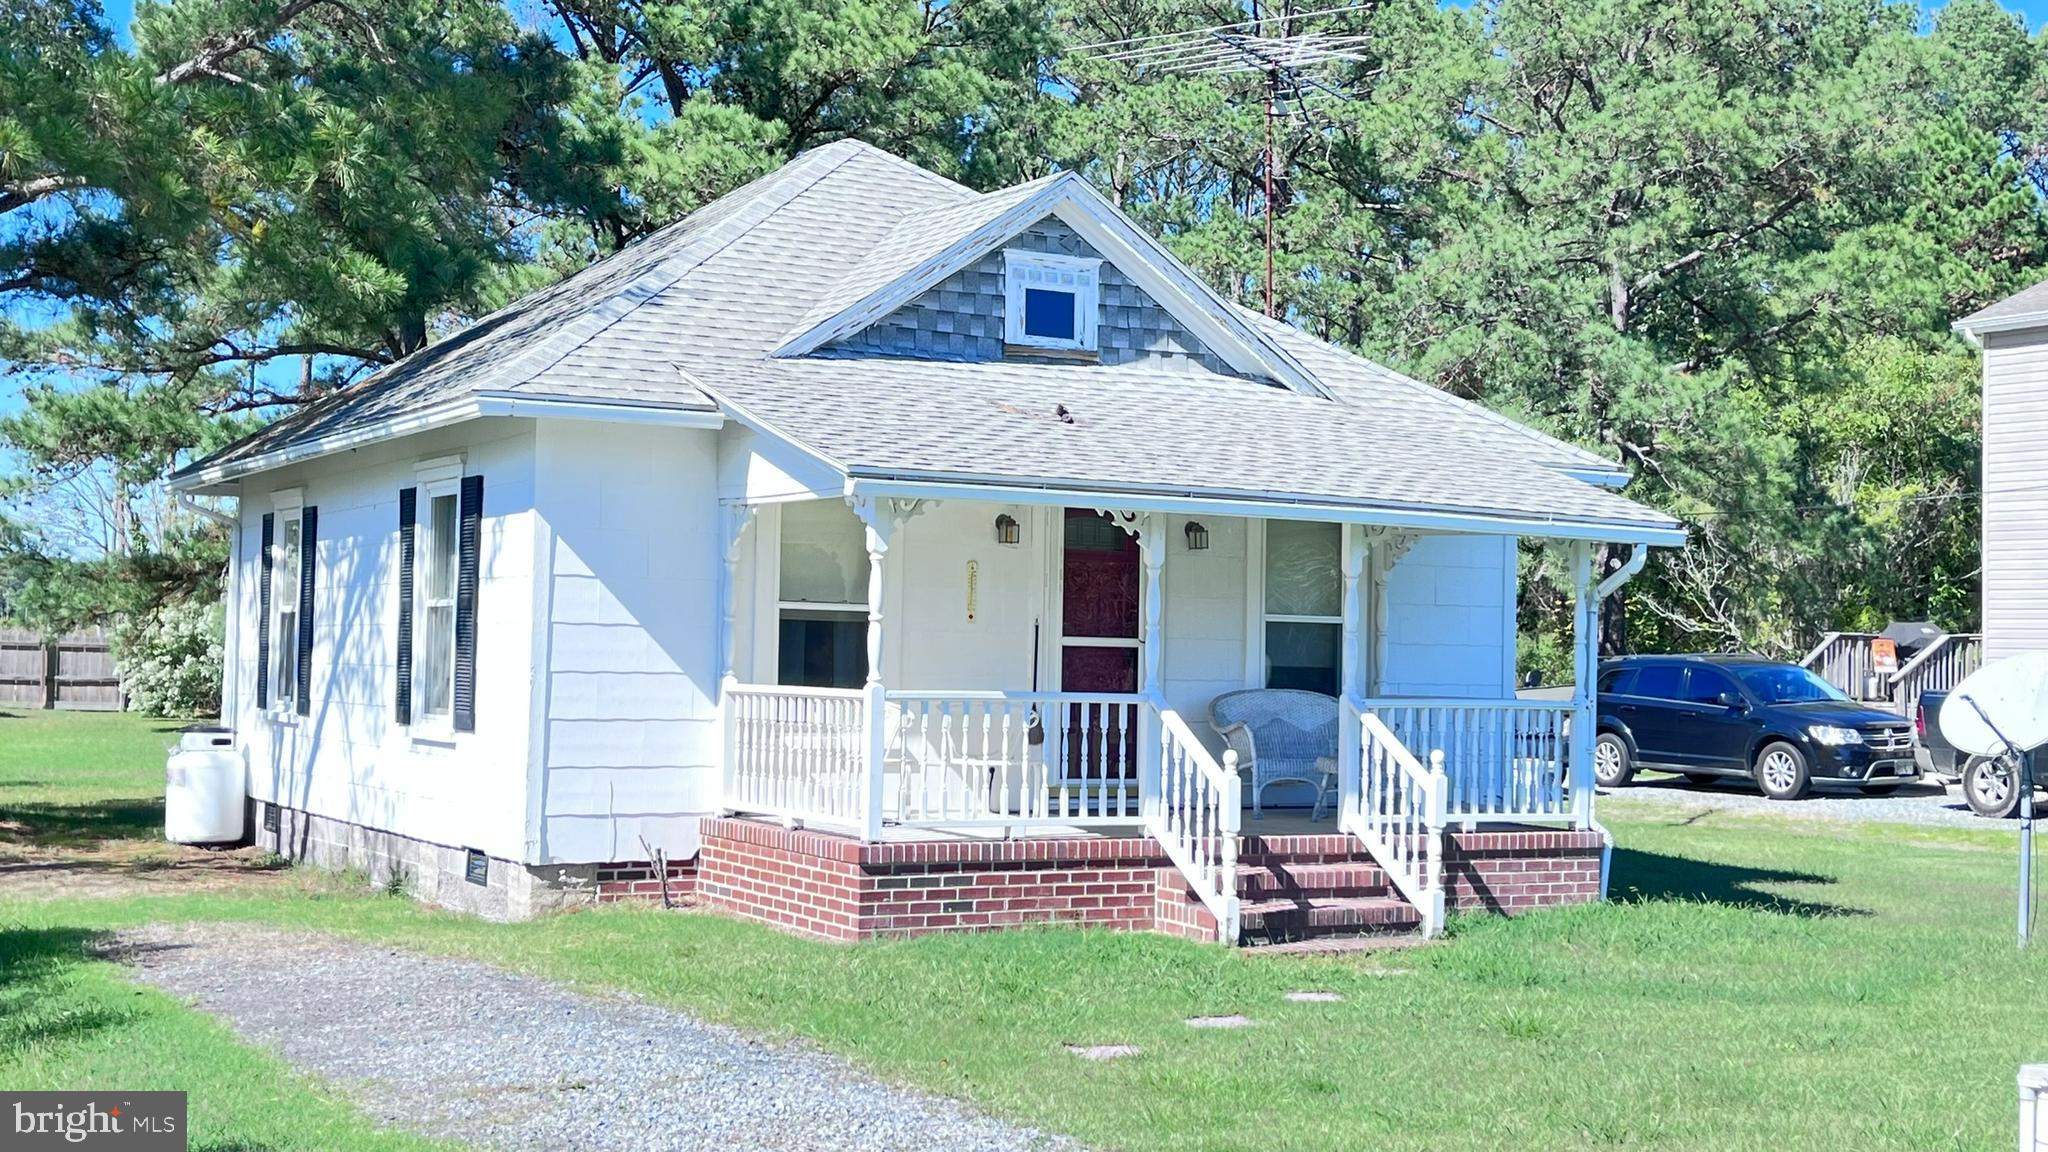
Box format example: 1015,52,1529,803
1918,689,2041,818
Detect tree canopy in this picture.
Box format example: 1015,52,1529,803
1,0,2035,672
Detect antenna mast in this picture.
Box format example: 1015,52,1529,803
1069,2,1375,318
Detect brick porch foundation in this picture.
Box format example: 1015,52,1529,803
692,816,1607,943
1443,829,1606,912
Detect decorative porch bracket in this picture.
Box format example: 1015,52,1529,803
1362,527,1419,697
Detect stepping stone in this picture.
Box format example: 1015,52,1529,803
1064,1043,1141,1061
1185,1015,1253,1029
1285,991,1344,1003
1363,967,1413,977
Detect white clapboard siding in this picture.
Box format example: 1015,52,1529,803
1982,328,2048,662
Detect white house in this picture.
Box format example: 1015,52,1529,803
170,141,1682,944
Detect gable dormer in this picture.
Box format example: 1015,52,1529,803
818,216,1246,377
773,173,1326,396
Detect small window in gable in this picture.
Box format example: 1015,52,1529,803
1004,250,1100,352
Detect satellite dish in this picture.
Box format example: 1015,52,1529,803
1939,652,2048,758
1936,651,2048,950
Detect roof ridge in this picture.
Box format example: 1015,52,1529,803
791,137,980,201
777,172,1068,345
486,144,869,394
168,145,865,483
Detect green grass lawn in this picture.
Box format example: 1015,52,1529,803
5,710,2047,1151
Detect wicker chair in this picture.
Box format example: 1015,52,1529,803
1209,689,1339,819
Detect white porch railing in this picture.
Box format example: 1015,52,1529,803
1153,706,1241,943
1361,698,1578,825
724,684,870,832
881,691,1144,828
1342,703,1447,938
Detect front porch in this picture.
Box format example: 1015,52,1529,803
709,494,1629,944
695,815,1607,945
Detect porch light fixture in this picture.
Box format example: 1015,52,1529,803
994,513,1021,546
1184,520,1210,551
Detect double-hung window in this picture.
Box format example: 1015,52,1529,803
776,501,869,689
271,508,302,713
1261,521,1342,697
413,473,461,729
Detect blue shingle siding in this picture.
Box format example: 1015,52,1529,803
823,216,1245,377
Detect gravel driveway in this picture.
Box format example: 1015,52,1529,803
1605,772,1991,829
110,924,1076,1152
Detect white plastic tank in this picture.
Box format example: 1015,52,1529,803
165,727,246,844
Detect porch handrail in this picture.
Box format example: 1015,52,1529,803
1149,700,1241,944
1887,633,1982,717
1357,697,1576,826
1342,700,1447,938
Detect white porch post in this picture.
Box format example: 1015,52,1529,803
716,502,754,815
858,499,895,842
1338,524,1364,824
1138,513,1165,820
1568,540,1597,828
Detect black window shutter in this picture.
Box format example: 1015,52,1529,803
257,513,273,710
453,474,483,732
296,505,317,716
395,488,416,726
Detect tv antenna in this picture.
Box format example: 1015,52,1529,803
1066,2,1378,318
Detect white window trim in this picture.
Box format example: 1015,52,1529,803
409,468,463,737
1003,249,1101,352
1246,520,1344,693
267,488,305,721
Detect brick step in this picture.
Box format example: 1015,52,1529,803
1236,830,1368,863
1237,895,1422,946
1233,860,1389,900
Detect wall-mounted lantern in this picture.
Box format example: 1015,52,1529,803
1184,520,1210,551
994,513,1021,546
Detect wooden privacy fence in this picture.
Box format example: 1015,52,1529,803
0,627,123,711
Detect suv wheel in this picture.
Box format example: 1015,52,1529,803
1755,741,1811,800
1965,756,2026,819
1593,732,1634,788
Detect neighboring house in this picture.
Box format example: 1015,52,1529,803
169,141,1682,945
1957,285,2048,665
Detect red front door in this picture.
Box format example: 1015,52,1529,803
1059,510,1138,787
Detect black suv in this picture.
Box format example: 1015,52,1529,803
1593,654,1917,800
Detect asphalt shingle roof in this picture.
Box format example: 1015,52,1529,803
1957,276,2048,330
174,140,1675,538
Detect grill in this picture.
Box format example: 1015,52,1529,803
1864,726,1914,755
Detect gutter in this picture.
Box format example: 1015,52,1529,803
177,495,241,730
848,475,1688,548
169,396,723,493
1588,541,1649,900
1953,310,2048,346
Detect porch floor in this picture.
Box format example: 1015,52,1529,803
844,808,1341,842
